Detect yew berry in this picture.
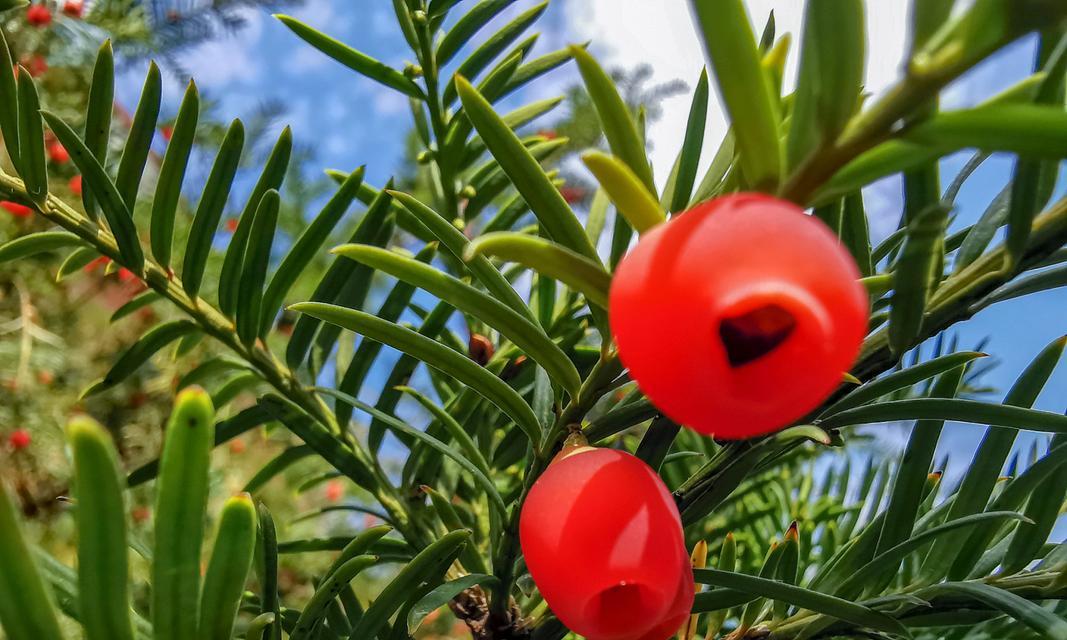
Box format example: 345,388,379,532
468,333,494,366
22,55,48,78
559,185,585,204
610,193,868,440
225,217,239,233
325,479,344,503
8,429,31,451
62,0,83,18
160,125,174,142
1,201,32,217
26,4,52,27
520,443,693,640
48,142,70,165
68,175,82,196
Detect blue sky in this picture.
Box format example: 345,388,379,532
110,1,1067,478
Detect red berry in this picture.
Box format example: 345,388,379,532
160,125,174,142
48,142,70,165
8,429,31,450
26,4,52,26
610,194,868,439
62,0,83,17
559,185,585,204
84,256,110,272
468,333,494,366
69,175,82,196
520,446,693,640
22,55,48,77
224,217,238,233
1,201,32,217
325,479,344,503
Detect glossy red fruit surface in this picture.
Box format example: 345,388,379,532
610,193,868,440
520,447,692,640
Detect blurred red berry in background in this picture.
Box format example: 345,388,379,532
1,201,32,217
559,185,585,204
22,55,48,77
69,175,82,196
325,479,344,503
48,142,70,165
26,3,52,27
62,0,83,18
8,429,31,451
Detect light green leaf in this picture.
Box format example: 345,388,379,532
571,46,655,192
67,416,136,640
455,75,600,263
465,232,611,309
690,0,781,190
582,151,665,233
152,388,215,640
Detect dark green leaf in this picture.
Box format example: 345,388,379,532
260,168,365,337
276,15,423,98
81,40,114,220
42,112,144,272
0,232,84,263
115,62,162,211
181,119,244,299
236,190,279,345
83,321,199,397
219,126,291,316
292,302,542,448
150,81,199,269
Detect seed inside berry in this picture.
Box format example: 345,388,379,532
719,303,796,367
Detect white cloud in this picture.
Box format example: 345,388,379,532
285,42,332,74
563,0,909,191
177,6,267,87
372,89,408,117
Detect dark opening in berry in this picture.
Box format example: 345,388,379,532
719,303,796,367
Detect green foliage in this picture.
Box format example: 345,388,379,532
1,1,1067,639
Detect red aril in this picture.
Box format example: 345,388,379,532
520,445,692,640
609,193,868,439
